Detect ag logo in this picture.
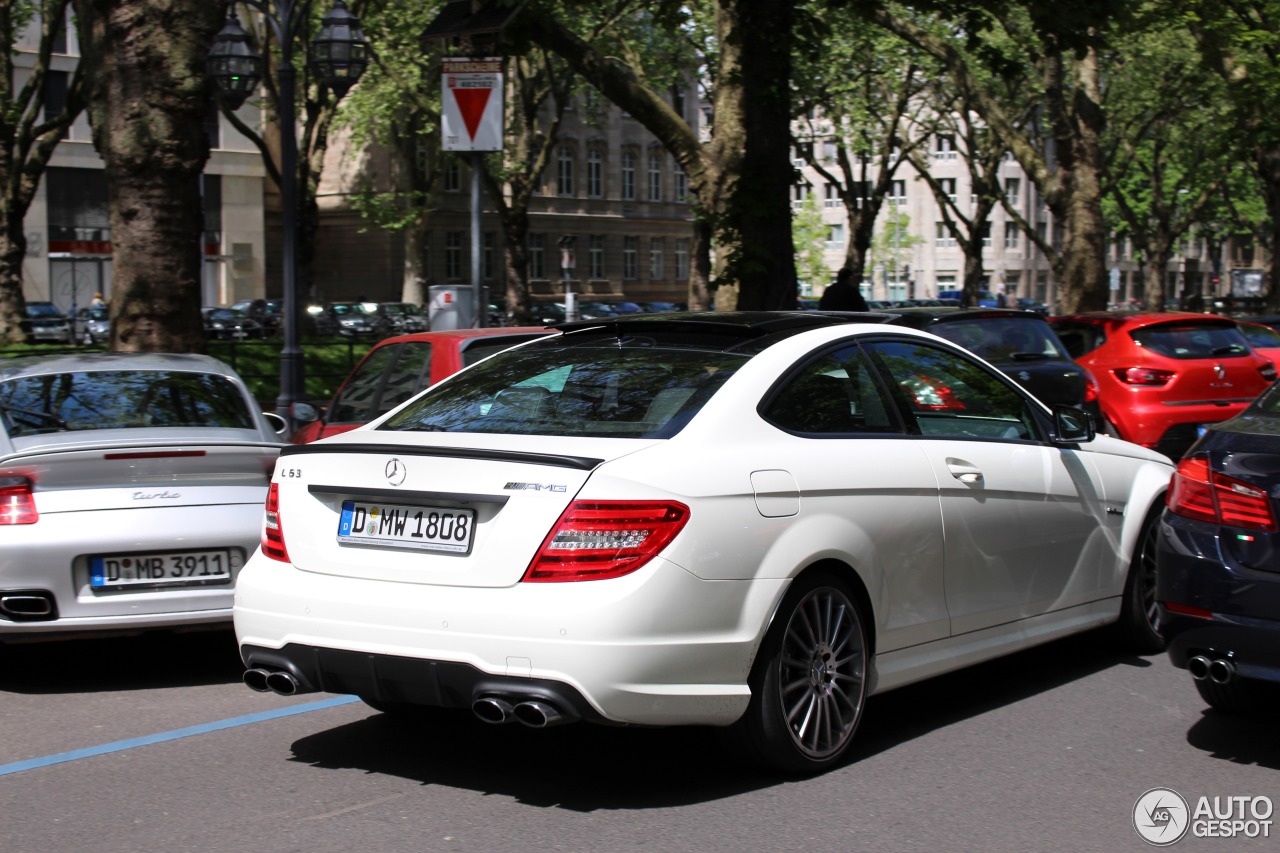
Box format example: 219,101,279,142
1134,787,1190,846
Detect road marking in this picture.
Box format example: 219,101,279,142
0,694,360,778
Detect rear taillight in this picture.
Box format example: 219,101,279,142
1168,455,1277,531
522,500,690,582
1115,367,1175,386
0,478,38,525
262,482,291,562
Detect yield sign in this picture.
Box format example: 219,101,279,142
442,57,504,152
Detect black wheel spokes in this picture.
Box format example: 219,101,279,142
779,587,867,760
1140,524,1161,633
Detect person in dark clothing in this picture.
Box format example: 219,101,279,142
819,267,869,311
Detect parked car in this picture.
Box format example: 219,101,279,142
1157,380,1280,712
74,305,110,345
20,302,73,345
202,306,266,340
1237,321,1280,368
376,302,428,334
937,289,1000,307
236,312,1170,774
887,308,1102,422
1050,312,1277,459
641,301,684,313
230,299,283,336
309,301,390,338
288,326,554,444
0,353,286,641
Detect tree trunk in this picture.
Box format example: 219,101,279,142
73,0,222,352
0,221,28,344
1257,147,1280,313
402,219,429,305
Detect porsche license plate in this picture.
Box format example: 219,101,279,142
337,500,475,554
90,549,236,589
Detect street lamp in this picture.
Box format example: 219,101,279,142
207,0,369,426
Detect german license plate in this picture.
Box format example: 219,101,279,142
90,549,236,589
337,500,475,554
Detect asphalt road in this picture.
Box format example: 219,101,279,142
0,627,1275,853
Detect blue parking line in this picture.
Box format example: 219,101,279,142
0,694,360,778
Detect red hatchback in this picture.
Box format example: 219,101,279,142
289,327,553,444
1050,312,1277,458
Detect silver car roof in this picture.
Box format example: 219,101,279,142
0,352,241,382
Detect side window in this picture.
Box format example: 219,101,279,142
763,347,899,434
372,342,433,416
328,345,402,423
866,339,1038,441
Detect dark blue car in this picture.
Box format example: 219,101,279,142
1156,382,1280,712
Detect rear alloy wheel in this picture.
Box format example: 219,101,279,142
731,573,868,774
1119,509,1165,654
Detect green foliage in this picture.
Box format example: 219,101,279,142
792,192,830,289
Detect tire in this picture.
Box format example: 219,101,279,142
726,572,869,775
1118,507,1166,655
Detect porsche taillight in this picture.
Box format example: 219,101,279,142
262,482,291,562
0,478,37,525
522,500,690,582
1168,455,1276,531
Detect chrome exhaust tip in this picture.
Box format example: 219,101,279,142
1208,658,1236,685
472,696,516,725
513,700,566,729
243,668,272,692
1188,655,1212,681
264,670,301,696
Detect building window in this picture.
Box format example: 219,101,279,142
890,179,906,205
204,101,221,149
823,141,838,163
935,134,957,160
621,151,637,201
826,224,845,248
528,233,546,279
939,178,956,204
557,145,575,196
649,237,664,279
589,235,605,279
648,149,663,202
935,222,956,248
981,222,992,248
623,237,638,279
675,167,688,203
1005,178,1020,206
445,232,463,280
444,160,461,192
676,238,690,280
42,70,69,122
824,183,841,208
1004,223,1019,250
587,146,604,198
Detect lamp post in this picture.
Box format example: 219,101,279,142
207,0,368,426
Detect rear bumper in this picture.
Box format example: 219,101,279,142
1107,400,1249,458
233,551,788,726
1155,517,1280,684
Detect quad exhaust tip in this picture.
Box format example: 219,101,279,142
242,667,303,696
471,695,573,728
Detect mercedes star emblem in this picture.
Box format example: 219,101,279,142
385,458,406,486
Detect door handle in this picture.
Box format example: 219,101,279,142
946,460,984,484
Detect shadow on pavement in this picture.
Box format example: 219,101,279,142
0,628,243,694
286,629,1143,810
1185,703,1280,771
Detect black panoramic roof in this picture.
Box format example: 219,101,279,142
554,310,893,337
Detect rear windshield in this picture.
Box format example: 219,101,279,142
1131,323,1251,359
0,370,254,436
382,342,745,438
927,317,1065,361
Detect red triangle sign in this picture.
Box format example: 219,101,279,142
452,87,493,142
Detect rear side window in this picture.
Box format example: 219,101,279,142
329,342,432,424
1050,322,1106,359
763,347,900,434
928,317,1064,361
1132,323,1251,359
0,370,253,435
382,344,743,438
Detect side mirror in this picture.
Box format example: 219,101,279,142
290,401,319,424
1052,405,1095,445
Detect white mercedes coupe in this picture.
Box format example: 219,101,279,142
234,312,1172,773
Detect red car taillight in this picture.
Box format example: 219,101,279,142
1082,368,1100,403
1115,366,1175,386
1168,455,1277,531
522,500,690,582
0,478,38,525
262,482,291,562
